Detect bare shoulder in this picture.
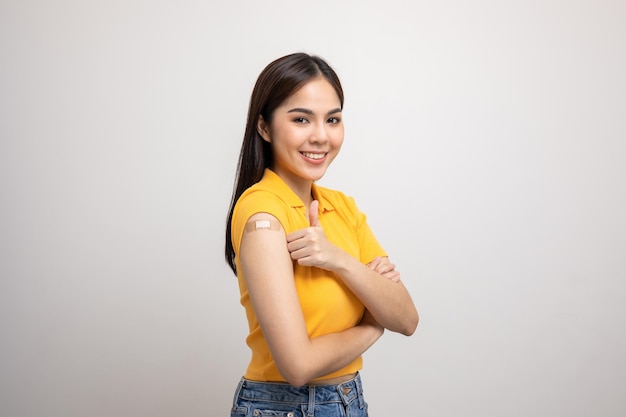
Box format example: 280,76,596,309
240,212,291,280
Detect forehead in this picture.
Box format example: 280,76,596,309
278,77,341,110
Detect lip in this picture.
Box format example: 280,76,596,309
300,151,327,164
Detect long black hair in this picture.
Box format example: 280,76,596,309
224,53,344,275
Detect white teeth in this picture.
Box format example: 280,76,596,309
302,152,325,160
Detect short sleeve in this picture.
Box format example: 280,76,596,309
231,190,289,255
346,196,388,264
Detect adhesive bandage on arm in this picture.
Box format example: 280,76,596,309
244,219,282,233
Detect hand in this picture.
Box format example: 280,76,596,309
286,200,342,270
368,256,401,283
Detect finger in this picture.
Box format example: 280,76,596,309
383,271,401,282
285,230,306,243
309,200,320,227
373,264,394,275
380,263,396,274
286,238,309,253
288,245,309,260
381,269,401,282
368,256,382,270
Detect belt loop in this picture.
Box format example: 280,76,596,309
307,384,315,417
336,381,349,406
355,373,365,409
231,377,245,408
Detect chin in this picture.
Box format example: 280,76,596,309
308,169,328,182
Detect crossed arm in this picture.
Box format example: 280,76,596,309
239,204,418,387
286,200,419,335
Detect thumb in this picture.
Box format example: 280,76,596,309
309,200,321,227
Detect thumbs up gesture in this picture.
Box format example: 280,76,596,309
286,200,340,270
308,199,321,228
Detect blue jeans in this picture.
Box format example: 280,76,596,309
230,373,369,417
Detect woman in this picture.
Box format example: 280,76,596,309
225,52,418,416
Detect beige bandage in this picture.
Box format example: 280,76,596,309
244,219,281,232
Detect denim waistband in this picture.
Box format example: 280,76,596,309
234,373,365,408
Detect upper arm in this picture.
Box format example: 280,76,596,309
239,212,311,371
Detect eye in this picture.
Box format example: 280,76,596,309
293,117,309,124
327,117,341,124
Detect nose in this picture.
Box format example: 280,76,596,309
310,121,329,144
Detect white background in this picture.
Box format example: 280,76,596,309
1,0,625,416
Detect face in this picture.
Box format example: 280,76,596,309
257,77,344,192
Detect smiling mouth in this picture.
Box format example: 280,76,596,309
301,151,326,160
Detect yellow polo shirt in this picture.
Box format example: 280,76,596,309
232,168,387,382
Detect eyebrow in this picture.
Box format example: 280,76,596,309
287,107,342,116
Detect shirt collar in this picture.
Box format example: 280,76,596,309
312,182,335,213
261,169,335,213
260,169,304,208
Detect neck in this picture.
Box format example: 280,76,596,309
272,168,313,209
291,181,314,208
272,169,314,207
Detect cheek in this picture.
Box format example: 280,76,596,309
331,128,345,148
273,124,299,143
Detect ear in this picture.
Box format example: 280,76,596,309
257,115,271,143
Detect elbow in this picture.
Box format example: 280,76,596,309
281,372,310,388
276,358,313,388
380,307,419,336
270,339,318,387
284,375,309,388
401,310,419,336
403,320,418,336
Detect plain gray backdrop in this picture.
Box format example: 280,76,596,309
1,0,625,416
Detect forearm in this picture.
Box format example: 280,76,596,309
334,255,419,335
275,319,383,387
286,202,418,335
